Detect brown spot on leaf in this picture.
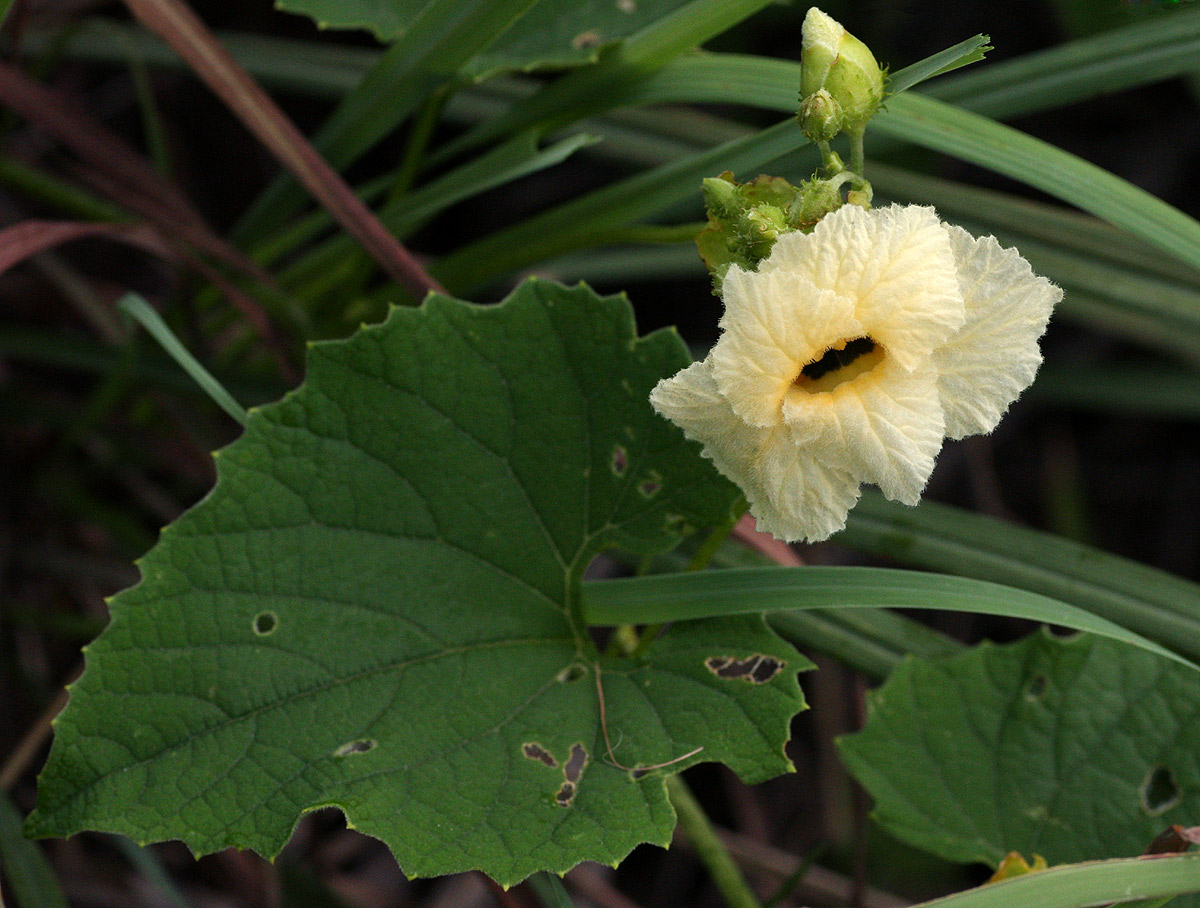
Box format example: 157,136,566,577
523,742,558,768
706,654,785,684
555,781,577,806
564,743,589,783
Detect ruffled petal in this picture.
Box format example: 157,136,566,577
934,226,1062,439
761,204,965,370
755,433,861,542
781,359,944,504
710,267,861,428
650,358,860,542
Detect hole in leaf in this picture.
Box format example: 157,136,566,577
556,663,588,683
555,781,577,806
1141,765,1181,815
1025,674,1047,700
564,743,589,783
522,743,557,768
611,444,628,477
706,654,784,684
638,472,662,498
253,612,278,636
333,739,376,758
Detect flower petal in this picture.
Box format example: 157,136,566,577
710,266,861,428
755,432,861,543
782,359,944,504
760,204,965,370
934,226,1062,439
650,358,860,542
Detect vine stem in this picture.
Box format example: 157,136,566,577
667,775,765,908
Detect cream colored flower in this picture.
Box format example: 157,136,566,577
651,203,1061,542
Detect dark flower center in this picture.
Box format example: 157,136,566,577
799,337,877,381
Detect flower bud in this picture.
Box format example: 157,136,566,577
797,88,842,144
800,8,884,135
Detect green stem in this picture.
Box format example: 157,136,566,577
666,775,763,908
847,128,865,177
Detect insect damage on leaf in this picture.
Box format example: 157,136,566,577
333,739,377,757
705,654,786,684
522,743,558,768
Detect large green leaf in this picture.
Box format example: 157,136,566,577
838,632,1200,872
28,280,805,885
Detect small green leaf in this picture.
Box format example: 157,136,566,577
29,279,805,885
838,632,1200,870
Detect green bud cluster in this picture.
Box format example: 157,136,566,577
695,172,845,294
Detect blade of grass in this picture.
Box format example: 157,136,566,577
120,0,444,300
869,162,1200,288
528,874,578,908
433,119,814,292
432,0,779,167
872,92,1200,276
0,794,70,908
232,0,541,246
837,493,1200,665
276,131,598,294
582,567,1200,673
117,293,248,426
1031,362,1200,419
924,4,1200,118
908,852,1200,908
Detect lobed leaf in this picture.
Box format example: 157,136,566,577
29,280,806,885
839,633,1200,878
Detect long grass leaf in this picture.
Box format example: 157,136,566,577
582,567,1199,672
0,794,69,908
839,493,1200,663
117,294,248,426
233,0,541,245
908,852,1200,908
872,93,1200,275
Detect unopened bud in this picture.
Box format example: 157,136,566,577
800,8,884,135
797,88,842,144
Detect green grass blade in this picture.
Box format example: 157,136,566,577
582,567,1199,673
908,852,1200,908
117,294,248,426
433,0,777,163
277,131,598,293
233,0,540,246
0,793,69,908
872,92,1200,275
882,34,992,95
433,119,814,292
528,873,577,908
1032,362,1200,419
839,492,1200,664
869,161,1200,288
925,4,1200,118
